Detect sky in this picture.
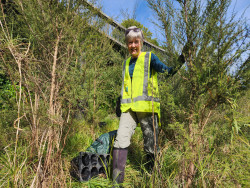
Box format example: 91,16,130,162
96,0,250,44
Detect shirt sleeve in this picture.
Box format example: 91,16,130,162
151,53,173,74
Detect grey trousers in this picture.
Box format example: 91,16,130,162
114,109,159,154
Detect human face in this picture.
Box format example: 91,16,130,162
127,37,142,58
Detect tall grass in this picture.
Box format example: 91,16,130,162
0,103,249,187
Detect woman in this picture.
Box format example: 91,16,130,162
112,26,182,185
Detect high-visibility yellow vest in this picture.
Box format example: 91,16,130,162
120,52,161,121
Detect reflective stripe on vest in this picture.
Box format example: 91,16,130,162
120,60,126,101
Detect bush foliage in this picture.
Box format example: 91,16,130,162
0,0,249,187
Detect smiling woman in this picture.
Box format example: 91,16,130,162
127,38,142,58
111,26,181,186
125,26,144,58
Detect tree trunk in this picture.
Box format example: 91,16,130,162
50,30,62,117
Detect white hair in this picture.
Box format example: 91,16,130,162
125,26,144,46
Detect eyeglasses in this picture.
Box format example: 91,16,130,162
125,28,141,36
125,28,144,39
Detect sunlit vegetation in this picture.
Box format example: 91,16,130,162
0,0,249,187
